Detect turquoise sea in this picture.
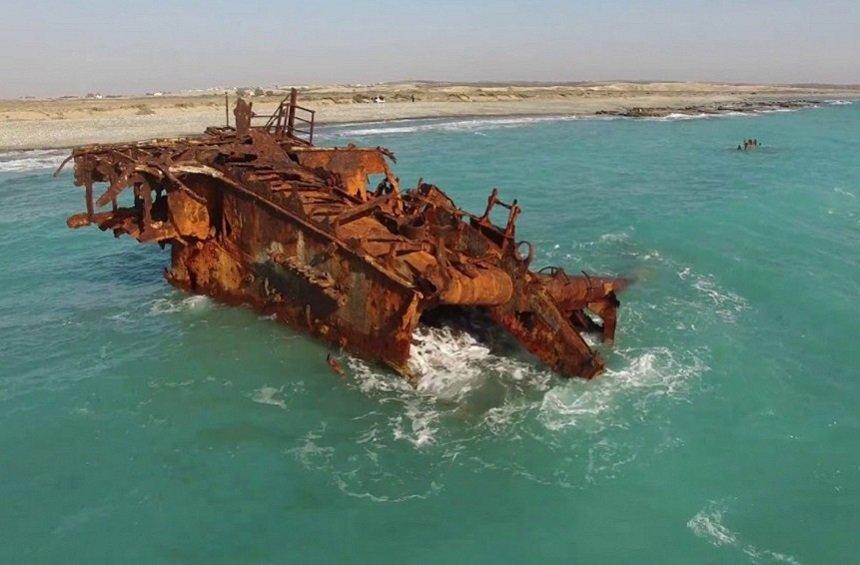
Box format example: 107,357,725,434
1,102,858,563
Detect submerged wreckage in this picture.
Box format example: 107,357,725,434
59,90,627,381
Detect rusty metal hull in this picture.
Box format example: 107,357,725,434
60,93,626,382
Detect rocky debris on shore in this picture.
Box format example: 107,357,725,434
596,99,818,118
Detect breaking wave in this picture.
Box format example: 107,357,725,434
645,112,717,122
643,107,810,122
316,312,709,495
345,324,554,448
327,110,774,137
0,149,69,173
408,325,553,401
540,346,707,432
346,321,707,446
329,115,581,137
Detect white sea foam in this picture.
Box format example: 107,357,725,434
345,323,554,446
391,399,439,448
692,274,749,322
645,110,765,122
827,100,854,106
540,346,707,432
289,429,334,468
347,357,413,395
332,475,443,503
409,325,490,401
481,401,533,434
331,115,580,137
688,502,802,564
147,294,210,316
599,231,630,243
353,324,552,401
346,313,709,451
688,504,738,547
251,385,287,409
0,149,69,173
646,112,713,122
346,355,442,448
288,426,443,502
645,106,815,122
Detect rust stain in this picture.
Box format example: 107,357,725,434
59,89,628,382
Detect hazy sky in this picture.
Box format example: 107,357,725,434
1,0,858,97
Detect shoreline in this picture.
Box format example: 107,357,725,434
1,82,858,152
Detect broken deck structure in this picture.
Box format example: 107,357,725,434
59,90,626,381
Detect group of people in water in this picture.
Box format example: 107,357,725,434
738,138,760,151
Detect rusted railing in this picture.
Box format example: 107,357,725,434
252,88,316,145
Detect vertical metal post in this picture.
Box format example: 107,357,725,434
287,88,297,137
141,184,153,232
107,173,118,212
85,181,94,221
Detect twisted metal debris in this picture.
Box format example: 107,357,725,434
59,90,627,381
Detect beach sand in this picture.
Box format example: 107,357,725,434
1,81,857,151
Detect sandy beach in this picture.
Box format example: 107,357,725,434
1,81,857,151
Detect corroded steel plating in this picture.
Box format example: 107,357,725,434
58,90,627,381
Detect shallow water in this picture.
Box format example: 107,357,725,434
1,103,858,563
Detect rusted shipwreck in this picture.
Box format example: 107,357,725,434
59,90,626,381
